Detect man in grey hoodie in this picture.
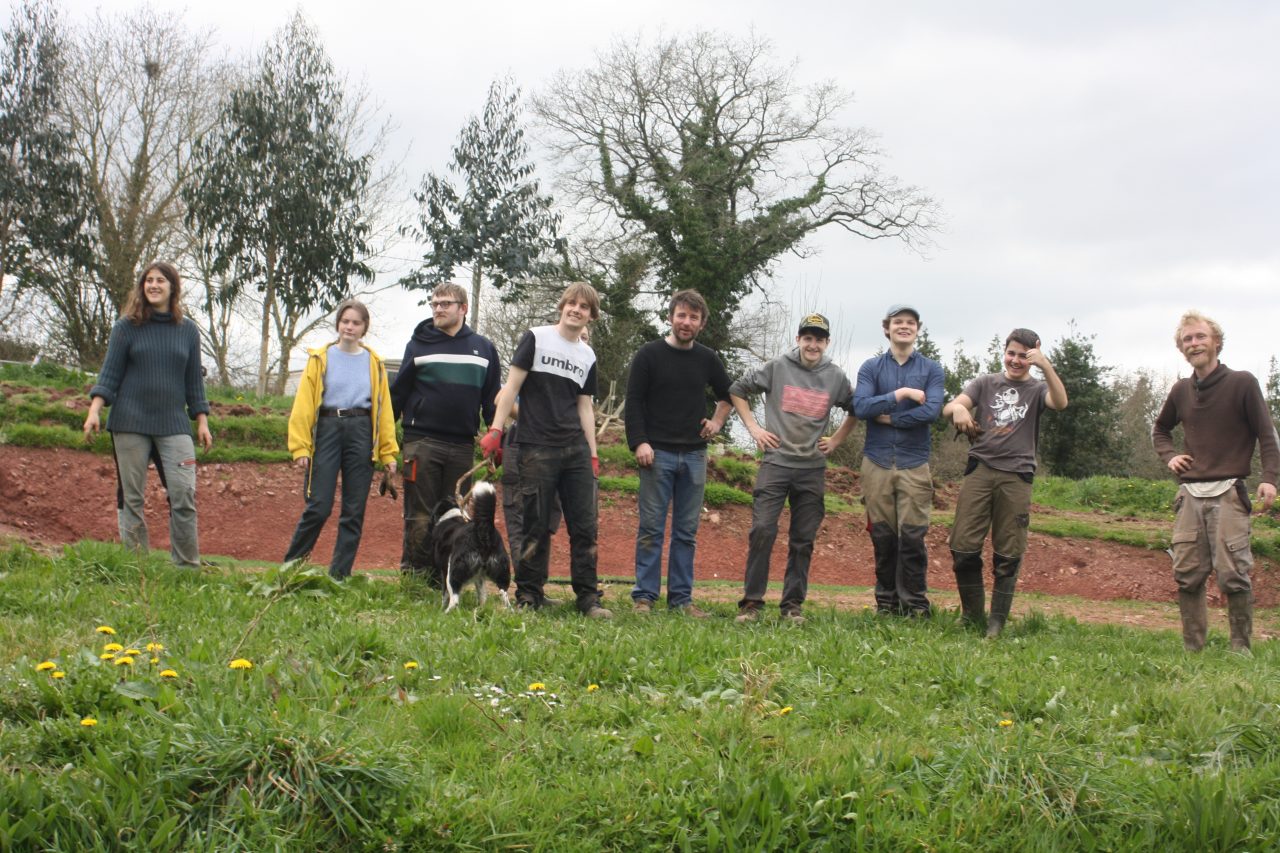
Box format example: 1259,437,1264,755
730,313,857,623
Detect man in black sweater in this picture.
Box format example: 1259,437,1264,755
624,290,732,616
1152,310,1278,652
390,282,501,583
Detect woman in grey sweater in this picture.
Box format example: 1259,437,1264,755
83,262,213,568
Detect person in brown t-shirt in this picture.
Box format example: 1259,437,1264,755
944,328,1068,638
1152,310,1279,652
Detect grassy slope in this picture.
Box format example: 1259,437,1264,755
3,542,1279,850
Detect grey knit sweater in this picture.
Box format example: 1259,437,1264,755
90,313,210,436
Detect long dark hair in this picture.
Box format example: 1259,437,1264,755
123,261,184,325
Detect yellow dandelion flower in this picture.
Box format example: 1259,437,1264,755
124,648,141,657
229,659,253,670
36,661,56,672
159,669,178,679
52,671,65,679
102,642,123,653
150,657,160,664
528,682,546,691
95,626,116,635
114,656,134,666
587,684,599,692
80,717,98,727
403,661,419,670
998,719,1014,728
99,652,116,661
778,706,794,716
145,642,164,652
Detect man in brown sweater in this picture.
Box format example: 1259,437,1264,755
1152,310,1279,652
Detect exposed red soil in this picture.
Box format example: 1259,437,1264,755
3,444,1277,622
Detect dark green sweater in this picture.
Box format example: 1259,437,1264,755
90,313,210,436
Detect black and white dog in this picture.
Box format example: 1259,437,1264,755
431,482,512,612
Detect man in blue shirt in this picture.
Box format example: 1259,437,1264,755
853,304,945,616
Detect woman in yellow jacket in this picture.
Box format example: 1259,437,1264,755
284,299,399,579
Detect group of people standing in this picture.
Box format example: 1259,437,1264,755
84,264,1277,650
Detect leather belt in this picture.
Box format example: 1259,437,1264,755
318,407,370,418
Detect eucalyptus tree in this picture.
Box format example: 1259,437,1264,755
49,7,225,364
533,30,938,356
0,0,91,340
185,13,373,396
403,78,562,333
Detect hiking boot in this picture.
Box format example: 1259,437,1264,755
781,609,806,625
633,599,654,615
735,605,761,624
675,603,712,619
584,605,614,620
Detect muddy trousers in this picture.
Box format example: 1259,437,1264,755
1171,484,1254,651
950,462,1031,637
515,442,600,613
740,463,826,614
862,459,933,615
111,432,200,568
400,436,475,581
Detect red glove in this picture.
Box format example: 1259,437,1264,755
480,428,503,460
591,455,600,477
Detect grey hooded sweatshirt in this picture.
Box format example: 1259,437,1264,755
730,347,854,469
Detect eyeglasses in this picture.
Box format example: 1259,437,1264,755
429,300,460,310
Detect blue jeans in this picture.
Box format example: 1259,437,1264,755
633,448,706,607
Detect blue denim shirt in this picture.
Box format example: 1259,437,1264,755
852,350,945,470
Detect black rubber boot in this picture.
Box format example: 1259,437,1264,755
1227,591,1253,653
869,521,902,615
950,549,986,627
1177,589,1208,651
986,554,1022,639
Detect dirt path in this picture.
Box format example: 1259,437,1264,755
2,446,1275,638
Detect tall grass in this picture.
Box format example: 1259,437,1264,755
3,541,1279,850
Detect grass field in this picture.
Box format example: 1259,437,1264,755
3,541,1279,850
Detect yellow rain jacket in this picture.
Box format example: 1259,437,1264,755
287,342,399,467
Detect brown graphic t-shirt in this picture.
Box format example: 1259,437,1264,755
961,373,1049,474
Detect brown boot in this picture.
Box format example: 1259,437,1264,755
1227,591,1253,653
1177,589,1208,651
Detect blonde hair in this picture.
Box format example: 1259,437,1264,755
1175,310,1224,354
557,281,600,320
432,282,468,306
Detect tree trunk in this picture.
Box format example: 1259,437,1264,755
255,257,276,397
470,263,483,334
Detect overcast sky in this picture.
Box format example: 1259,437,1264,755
62,0,1280,384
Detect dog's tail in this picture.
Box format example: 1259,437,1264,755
470,482,501,546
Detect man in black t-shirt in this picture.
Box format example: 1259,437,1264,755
481,283,611,618
625,290,732,616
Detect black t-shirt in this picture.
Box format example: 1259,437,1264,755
511,326,598,447
624,339,731,452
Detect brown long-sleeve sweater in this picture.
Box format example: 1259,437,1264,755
1152,364,1279,486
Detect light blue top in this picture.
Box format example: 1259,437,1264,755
322,346,372,409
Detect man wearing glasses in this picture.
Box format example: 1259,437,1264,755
391,282,502,584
